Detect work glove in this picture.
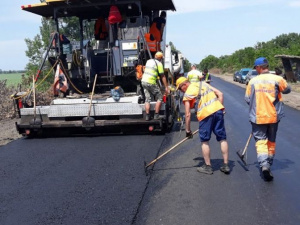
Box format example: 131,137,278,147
186,130,193,139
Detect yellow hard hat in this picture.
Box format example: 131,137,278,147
155,51,164,59
176,77,188,90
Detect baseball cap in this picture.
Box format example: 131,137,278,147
253,57,268,68
176,77,188,90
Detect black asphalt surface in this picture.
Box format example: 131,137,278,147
1,76,300,225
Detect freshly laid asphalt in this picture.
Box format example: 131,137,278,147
1,76,300,225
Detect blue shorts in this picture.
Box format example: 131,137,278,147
199,110,227,142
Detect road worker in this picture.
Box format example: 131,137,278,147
202,68,212,83
150,11,166,43
142,52,169,121
187,64,203,83
245,57,291,181
176,77,230,175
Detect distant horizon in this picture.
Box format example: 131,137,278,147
0,70,26,73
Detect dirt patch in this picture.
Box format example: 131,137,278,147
0,118,22,147
0,83,53,147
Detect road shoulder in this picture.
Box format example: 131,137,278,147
213,73,300,111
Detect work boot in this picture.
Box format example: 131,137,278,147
154,113,160,120
262,166,273,181
145,114,151,121
197,164,213,175
220,163,230,174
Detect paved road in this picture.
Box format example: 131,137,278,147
135,76,300,225
1,76,300,225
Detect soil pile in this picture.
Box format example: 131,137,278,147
0,81,53,147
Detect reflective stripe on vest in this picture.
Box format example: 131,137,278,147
205,73,210,81
197,97,218,112
245,74,287,124
187,70,201,83
141,59,162,85
144,33,158,52
196,83,224,121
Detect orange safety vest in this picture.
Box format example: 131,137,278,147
149,22,162,42
135,65,145,80
183,82,224,121
144,33,157,52
245,73,289,124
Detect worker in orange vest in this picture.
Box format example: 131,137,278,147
150,11,166,43
245,57,291,181
176,77,230,175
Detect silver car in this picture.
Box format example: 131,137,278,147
245,69,258,85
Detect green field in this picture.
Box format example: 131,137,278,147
0,73,23,87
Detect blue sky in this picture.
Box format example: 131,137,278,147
1,0,300,70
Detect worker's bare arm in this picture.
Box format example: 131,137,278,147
184,100,191,132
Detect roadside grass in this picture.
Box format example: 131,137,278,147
0,73,23,87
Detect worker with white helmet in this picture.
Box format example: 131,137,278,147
187,64,203,83
141,51,169,120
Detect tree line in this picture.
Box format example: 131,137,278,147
0,70,26,74
197,33,300,73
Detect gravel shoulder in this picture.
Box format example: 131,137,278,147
1,74,299,147
0,118,22,147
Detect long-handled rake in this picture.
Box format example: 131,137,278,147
236,133,252,169
82,74,97,128
29,75,42,128
144,129,199,175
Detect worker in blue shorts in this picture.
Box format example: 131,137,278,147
176,77,230,175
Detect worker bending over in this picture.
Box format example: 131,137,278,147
142,52,169,121
176,77,230,175
245,57,291,181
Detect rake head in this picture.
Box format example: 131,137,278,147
236,151,249,171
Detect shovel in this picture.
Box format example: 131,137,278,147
82,74,97,128
29,75,42,128
236,133,252,168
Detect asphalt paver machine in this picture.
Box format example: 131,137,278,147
13,0,183,136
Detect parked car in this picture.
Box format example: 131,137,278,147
245,69,258,85
239,68,252,83
233,71,241,82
